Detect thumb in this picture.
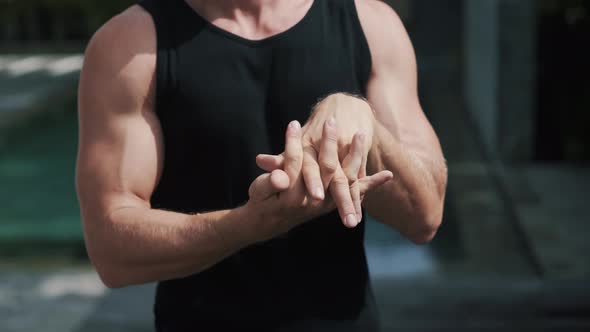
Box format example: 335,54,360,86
358,170,393,196
256,153,285,172
248,169,290,202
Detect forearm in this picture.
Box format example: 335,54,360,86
84,203,254,288
364,121,447,243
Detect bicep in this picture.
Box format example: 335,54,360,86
76,101,163,217
367,73,441,161
76,11,162,223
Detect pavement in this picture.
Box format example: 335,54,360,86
1,220,589,331
0,51,589,331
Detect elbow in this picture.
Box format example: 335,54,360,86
86,232,149,289
376,160,447,245
82,210,139,289
88,249,131,289
85,231,132,289
95,263,127,289
409,170,447,245
407,199,444,246
408,225,438,245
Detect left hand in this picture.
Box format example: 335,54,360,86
256,93,383,228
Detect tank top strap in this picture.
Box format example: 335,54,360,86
138,0,183,116
346,0,373,95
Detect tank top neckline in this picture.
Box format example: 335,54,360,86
178,0,318,47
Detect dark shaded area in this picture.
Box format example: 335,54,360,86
535,1,590,162
0,1,135,44
430,199,465,262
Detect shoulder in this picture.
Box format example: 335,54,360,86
83,5,156,85
354,0,403,31
86,5,155,56
81,5,156,109
354,0,416,71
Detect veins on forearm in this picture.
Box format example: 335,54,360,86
369,122,445,200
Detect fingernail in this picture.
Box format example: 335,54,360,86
327,117,335,127
315,187,325,200
289,120,301,131
357,213,362,223
346,214,357,228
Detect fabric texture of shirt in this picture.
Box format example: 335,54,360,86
137,0,379,330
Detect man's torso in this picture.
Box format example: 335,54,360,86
138,0,379,330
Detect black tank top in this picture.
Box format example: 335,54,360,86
138,0,378,330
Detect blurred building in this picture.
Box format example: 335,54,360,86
384,0,590,280
386,0,590,163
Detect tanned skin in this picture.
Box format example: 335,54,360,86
76,0,446,288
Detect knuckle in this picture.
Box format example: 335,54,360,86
319,160,338,173
322,92,347,106
332,175,349,187
320,93,365,110
285,155,301,166
343,169,358,182
302,158,319,170
303,145,318,155
323,132,338,143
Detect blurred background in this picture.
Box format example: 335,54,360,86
0,0,588,331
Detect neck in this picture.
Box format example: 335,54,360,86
185,0,312,41
191,0,283,18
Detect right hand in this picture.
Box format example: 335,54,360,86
245,120,393,243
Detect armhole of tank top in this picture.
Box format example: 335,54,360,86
138,0,172,117
348,0,373,96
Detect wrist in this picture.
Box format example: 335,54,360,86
238,201,266,244
367,120,387,174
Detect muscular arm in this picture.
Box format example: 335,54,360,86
76,6,255,288
356,0,448,244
